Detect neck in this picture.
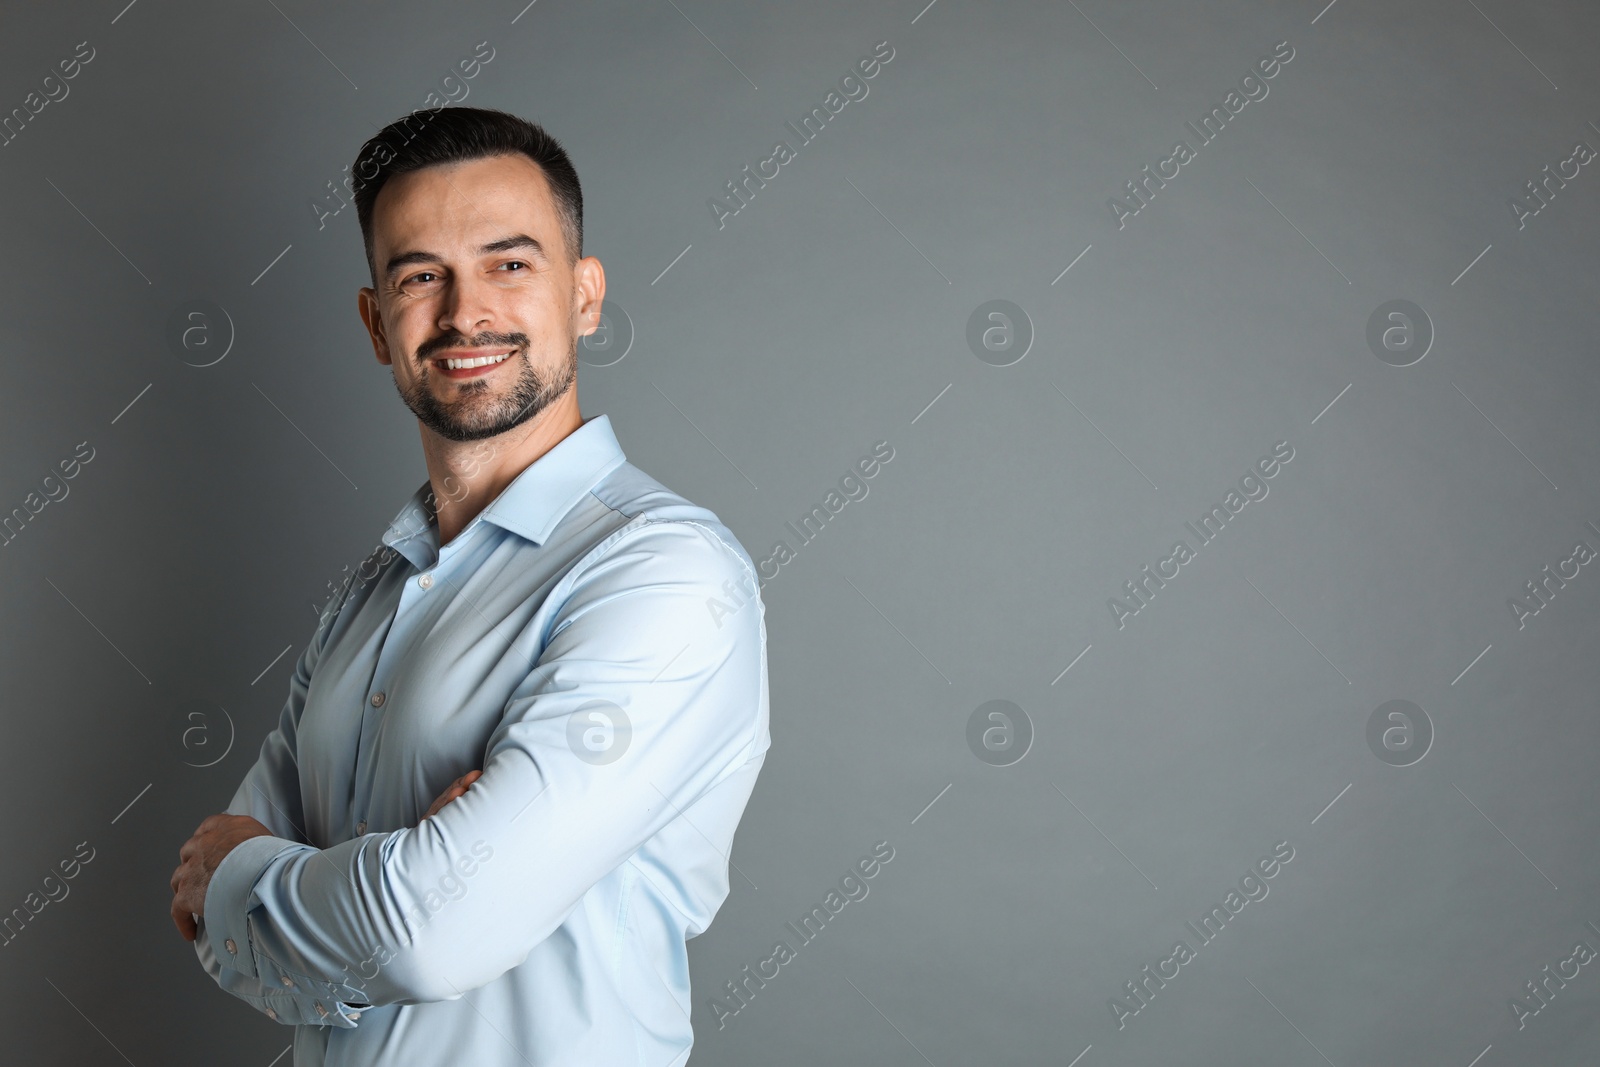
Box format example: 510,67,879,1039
420,389,584,546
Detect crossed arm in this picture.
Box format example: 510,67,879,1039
170,520,765,1025
170,771,481,940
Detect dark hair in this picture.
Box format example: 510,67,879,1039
350,106,583,286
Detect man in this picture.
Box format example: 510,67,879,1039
169,106,770,1066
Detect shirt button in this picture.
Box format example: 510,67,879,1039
314,1002,328,1018
418,573,433,589
224,938,237,954
265,1008,277,1021
371,692,385,707
280,975,296,988
356,820,367,835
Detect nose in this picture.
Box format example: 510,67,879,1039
436,271,496,340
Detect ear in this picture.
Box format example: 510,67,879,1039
573,256,606,338
358,287,391,365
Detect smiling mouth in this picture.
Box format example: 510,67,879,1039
434,350,515,370
427,349,520,380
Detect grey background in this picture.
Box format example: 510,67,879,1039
1,0,1597,1064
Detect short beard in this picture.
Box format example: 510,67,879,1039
396,334,576,443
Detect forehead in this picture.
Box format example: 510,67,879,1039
370,153,561,259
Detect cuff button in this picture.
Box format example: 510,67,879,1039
280,975,296,988
265,1008,277,1021
224,938,237,954
314,1002,328,1018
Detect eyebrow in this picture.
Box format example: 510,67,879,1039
383,234,549,282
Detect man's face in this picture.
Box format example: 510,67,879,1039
358,153,601,443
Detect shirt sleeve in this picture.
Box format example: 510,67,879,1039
193,913,368,1027
192,573,369,1027
202,519,769,1008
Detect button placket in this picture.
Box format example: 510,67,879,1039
346,561,422,875
353,551,448,869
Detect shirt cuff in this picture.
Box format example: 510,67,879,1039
194,918,367,1027
203,834,309,983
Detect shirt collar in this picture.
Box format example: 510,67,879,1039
382,413,627,553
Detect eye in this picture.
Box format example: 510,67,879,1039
497,261,527,272
405,271,440,285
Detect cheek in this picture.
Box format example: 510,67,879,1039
527,313,574,359
393,308,446,365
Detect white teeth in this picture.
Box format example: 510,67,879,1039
443,352,512,370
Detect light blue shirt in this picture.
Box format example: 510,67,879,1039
193,413,771,1066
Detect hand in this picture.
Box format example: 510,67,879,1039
424,769,482,820
170,813,274,943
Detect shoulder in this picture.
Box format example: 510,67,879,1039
582,461,758,587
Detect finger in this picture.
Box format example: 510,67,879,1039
172,900,196,941
426,785,463,819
